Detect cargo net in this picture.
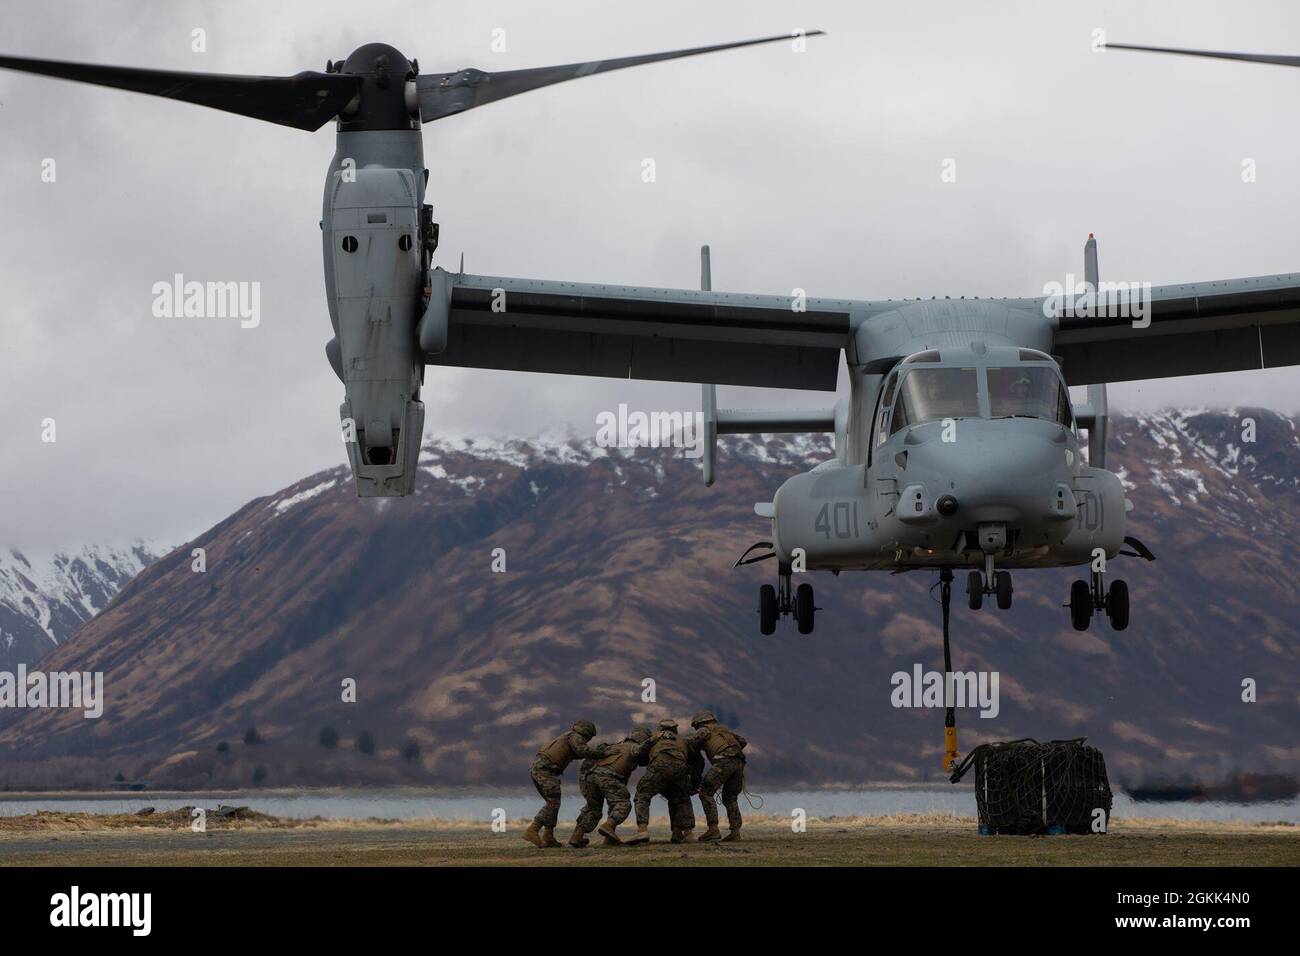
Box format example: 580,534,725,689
950,738,1112,835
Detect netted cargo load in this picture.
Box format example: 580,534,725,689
950,737,1112,835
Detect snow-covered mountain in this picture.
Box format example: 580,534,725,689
0,542,164,668
0,409,1295,790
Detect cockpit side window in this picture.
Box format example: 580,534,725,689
987,366,1073,426
890,367,980,435
881,370,899,407
875,369,900,447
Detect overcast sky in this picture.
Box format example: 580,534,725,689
1,0,1298,551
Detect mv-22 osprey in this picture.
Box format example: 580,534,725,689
3,34,1299,639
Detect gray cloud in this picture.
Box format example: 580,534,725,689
1,0,1297,550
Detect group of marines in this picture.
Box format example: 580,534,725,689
524,710,748,847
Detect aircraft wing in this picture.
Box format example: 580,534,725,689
1051,273,1300,386
422,271,856,390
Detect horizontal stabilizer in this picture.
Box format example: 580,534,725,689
702,389,835,486
716,408,836,434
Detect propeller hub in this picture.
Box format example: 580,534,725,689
338,42,418,132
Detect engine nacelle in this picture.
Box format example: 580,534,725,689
326,166,425,495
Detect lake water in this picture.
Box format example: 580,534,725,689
1,789,1296,824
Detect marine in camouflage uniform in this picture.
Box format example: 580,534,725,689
568,744,615,848
572,727,654,845
627,719,700,845
686,709,748,842
525,719,606,848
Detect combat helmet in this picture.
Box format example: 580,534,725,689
572,719,597,738
628,728,653,743
658,718,679,734
690,709,717,729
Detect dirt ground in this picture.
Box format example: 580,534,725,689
0,811,1295,866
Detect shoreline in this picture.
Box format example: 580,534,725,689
0,809,1294,833
0,814,1294,867
0,781,975,799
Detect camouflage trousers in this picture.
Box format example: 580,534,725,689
576,768,633,832
634,761,696,831
698,756,746,830
529,758,563,829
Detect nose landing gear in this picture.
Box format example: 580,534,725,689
967,553,1013,611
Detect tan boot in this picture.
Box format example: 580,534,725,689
697,825,723,842
624,825,650,845
540,826,562,848
522,820,544,847
596,819,622,845
565,824,589,848
721,828,742,842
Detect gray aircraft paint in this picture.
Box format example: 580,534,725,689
323,130,428,496
2,31,1299,615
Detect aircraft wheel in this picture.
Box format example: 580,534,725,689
795,583,815,635
1107,580,1129,631
759,584,778,635
1068,580,1092,631
967,571,984,610
995,571,1013,610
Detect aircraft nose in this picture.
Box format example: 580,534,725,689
902,419,1075,525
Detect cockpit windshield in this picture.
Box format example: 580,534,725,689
988,365,1072,425
890,367,979,434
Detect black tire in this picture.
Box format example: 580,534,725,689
759,584,778,635
1069,579,1092,631
967,571,984,610
1107,579,1129,631
995,570,1013,610
795,583,815,635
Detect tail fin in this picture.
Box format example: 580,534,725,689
698,244,836,487
701,246,720,486
1078,234,1109,468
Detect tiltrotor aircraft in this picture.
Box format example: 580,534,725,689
3,34,1298,641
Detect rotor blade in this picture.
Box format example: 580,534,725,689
418,31,824,122
1106,43,1300,68
0,54,362,131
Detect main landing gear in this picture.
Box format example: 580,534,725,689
758,567,816,635
1068,572,1129,632
736,541,817,636
966,553,1013,611
1066,536,1154,632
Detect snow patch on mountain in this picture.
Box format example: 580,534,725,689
270,478,338,515
0,541,164,664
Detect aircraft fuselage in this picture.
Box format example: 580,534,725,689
770,336,1125,574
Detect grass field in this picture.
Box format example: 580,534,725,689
0,810,1295,866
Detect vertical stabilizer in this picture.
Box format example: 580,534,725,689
1083,233,1108,468
701,245,719,486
